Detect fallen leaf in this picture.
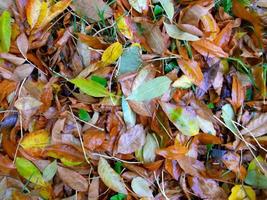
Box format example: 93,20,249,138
101,42,123,66
131,177,153,198
0,10,11,52
98,157,128,194
230,75,245,111
159,0,174,21
119,46,142,75
58,166,88,192
83,129,106,151
26,0,42,28
228,185,256,200
191,39,228,58
127,76,171,102
88,178,99,200
71,0,113,21
0,53,25,65
122,96,136,128
221,104,239,134
142,133,159,163
13,64,34,81
188,176,227,199
241,112,267,137
42,160,57,182
172,75,193,89
156,144,187,160
129,0,149,13
20,129,50,156
177,59,203,86
70,78,113,97
161,102,199,136
117,124,146,154
15,157,46,186
14,96,42,111
164,22,199,41
16,33,28,58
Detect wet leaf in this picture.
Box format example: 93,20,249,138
0,10,11,52
42,160,57,182
15,157,46,186
127,76,171,102
101,42,123,66
161,102,199,136
228,185,256,200
58,166,88,192
117,124,146,154
164,23,199,41
70,78,113,97
131,177,153,198
98,157,128,194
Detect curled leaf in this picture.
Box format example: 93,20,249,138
98,157,128,194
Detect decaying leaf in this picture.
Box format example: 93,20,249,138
117,124,146,154
58,166,88,192
98,157,128,194
241,112,267,137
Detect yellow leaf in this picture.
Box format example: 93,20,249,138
228,185,256,200
115,12,133,40
26,0,42,28
36,0,72,29
35,2,49,28
21,129,50,155
101,42,123,66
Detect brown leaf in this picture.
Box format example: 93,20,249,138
156,144,188,160
177,59,203,86
78,33,109,49
230,75,245,111
178,156,206,177
188,176,227,199
13,64,34,81
71,0,113,21
16,32,28,58
191,39,228,58
88,177,99,200
241,112,267,137
58,166,88,192
117,124,146,154
0,53,25,65
222,152,247,180
83,129,106,151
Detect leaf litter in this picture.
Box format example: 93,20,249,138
0,0,266,199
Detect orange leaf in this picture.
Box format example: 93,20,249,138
26,0,42,28
165,159,180,180
222,152,247,180
191,39,228,58
177,59,203,86
39,86,53,113
214,22,233,48
78,33,109,49
232,0,262,45
200,13,219,39
156,144,187,160
194,133,221,145
83,129,106,151
0,80,17,102
230,75,245,112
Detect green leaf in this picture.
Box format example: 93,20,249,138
15,157,46,186
164,22,200,41
78,108,91,122
158,0,174,21
110,193,127,200
161,102,199,136
221,104,239,134
91,75,107,87
207,102,215,109
127,76,171,102
121,96,136,128
237,0,251,6
114,161,123,174
70,78,113,97
43,160,57,182
0,10,11,52
119,46,142,75
245,170,267,189
164,60,178,73
153,4,164,17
